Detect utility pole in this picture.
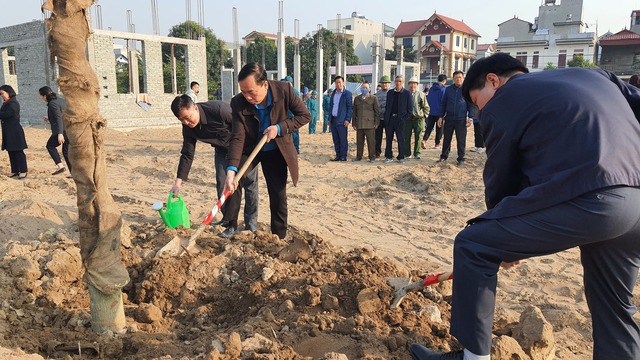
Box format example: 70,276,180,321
316,24,324,122
293,19,301,92
232,7,241,95
277,0,286,79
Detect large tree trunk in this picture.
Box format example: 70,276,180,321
43,0,129,333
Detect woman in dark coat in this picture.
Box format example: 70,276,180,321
0,84,28,179
39,86,70,174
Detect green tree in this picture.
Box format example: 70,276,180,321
164,21,231,99
385,45,419,63
567,54,598,68
246,35,277,71
543,61,557,70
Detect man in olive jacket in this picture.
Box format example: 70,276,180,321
225,63,310,239
351,83,379,162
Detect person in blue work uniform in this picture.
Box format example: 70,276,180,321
323,89,333,133
307,90,318,134
437,71,472,166
409,53,640,360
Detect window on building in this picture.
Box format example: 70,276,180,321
636,16,640,25
456,36,460,47
403,38,413,48
471,39,475,50
463,59,467,72
558,53,567,68
532,51,539,69
516,51,527,67
345,25,351,30
439,35,446,43
464,38,468,49
8,60,16,75
425,35,431,43
455,57,460,71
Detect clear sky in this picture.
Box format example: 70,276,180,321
2,0,639,44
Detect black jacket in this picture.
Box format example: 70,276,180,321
0,97,28,151
47,97,65,136
177,101,232,181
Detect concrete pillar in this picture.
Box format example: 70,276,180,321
336,52,342,76
142,40,164,94
293,44,300,93
128,48,140,94
277,32,286,80
233,47,241,95
316,36,323,121
371,42,379,87
397,46,404,77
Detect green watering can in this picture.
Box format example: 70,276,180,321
152,193,191,229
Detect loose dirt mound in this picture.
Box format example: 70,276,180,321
0,224,462,359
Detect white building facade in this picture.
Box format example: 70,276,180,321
496,0,596,71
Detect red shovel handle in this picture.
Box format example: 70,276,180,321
423,271,453,286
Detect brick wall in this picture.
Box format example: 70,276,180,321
0,21,208,129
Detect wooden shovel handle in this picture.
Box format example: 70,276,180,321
234,134,268,184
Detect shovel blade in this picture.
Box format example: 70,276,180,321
155,235,202,258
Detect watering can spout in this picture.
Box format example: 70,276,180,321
152,201,169,226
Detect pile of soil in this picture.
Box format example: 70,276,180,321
0,224,460,359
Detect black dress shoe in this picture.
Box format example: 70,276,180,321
409,344,464,360
330,157,340,161
339,158,347,161
8,173,18,178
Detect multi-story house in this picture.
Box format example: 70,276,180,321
496,0,597,71
597,10,640,78
326,12,395,66
393,13,480,82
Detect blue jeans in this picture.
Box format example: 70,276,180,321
214,150,258,229
451,186,640,358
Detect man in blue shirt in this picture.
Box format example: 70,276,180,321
329,76,352,161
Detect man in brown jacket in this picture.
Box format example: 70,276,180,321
352,83,379,162
225,63,310,239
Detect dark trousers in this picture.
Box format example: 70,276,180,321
423,114,443,146
323,112,331,133
440,119,467,162
374,119,385,157
8,150,27,174
355,128,375,160
473,122,484,148
331,118,348,160
251,149,288,239
451,186,640,358
384,117,406,160
46,132,72,171
214,150,258,229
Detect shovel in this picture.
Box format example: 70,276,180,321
386,271,453,309
155,135,268,257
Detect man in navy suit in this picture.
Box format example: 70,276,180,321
383,75,413,163
409,53,640,360
329,76,352,161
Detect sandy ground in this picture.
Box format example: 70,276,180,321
0,123,637,359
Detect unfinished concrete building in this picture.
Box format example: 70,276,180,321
0,20,206,128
